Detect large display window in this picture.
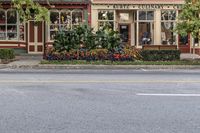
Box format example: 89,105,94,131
161,10,177,45
98,10,114,30
138,11,154,45
0,9,24,41
49,10,83,40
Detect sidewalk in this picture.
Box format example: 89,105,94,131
0,53,200,70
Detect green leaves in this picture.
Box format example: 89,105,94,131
12,0,49,23
53,25,122,53
175,0,200,39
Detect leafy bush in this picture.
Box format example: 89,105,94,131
123,46,142,60
53,30,80,52
0,49,15,59
140,50,181,61
96,27,121,52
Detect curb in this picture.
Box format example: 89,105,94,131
2,64,200,70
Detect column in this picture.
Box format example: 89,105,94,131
154,9,161,45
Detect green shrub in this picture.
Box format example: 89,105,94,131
140,50,181,61
0,49,15,59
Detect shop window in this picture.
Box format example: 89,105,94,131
72,11,83,28
161,10,177,45
7,10,17,40
0,9,22,41
161,10,176,21
98,10,114,30
179,35,188,45
161,22,176,45
194,37,199,46
0,10,6,40
138,11,154,45
60,11,71,30
139,11,154,20
139,22,154,45
49,10,83,40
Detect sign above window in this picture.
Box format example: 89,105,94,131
102,4,182,10
119,13,129,21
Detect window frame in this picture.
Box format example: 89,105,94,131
160,10,177,45
137,10,155,46
97,10,115,30
0,9,25,42
48,9,84,41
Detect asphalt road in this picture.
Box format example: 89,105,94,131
0,69,200,133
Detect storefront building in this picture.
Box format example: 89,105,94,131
91,0,200,54
0,0,91,54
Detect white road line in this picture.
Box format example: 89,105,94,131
136,93,200,97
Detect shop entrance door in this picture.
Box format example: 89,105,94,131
119,24,130,45
178,35,190,53
28,21,44,54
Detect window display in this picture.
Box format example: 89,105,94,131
0,9,23,41
49,10,83,40
138,11,154,45
161,10,177,45
98,10,114,30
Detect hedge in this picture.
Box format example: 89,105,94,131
140,50,181,61
0,49,15,59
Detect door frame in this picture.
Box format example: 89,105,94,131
118,23,131,45
27,20,44,54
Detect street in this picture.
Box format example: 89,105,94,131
0,69,200,133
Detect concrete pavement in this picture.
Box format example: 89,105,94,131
0,53,200,69
0,69,200,133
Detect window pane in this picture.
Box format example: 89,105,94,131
7,25,17,33
50,31,57,40
139,11,146,20
60,11,71,25
161,10,176,21
168,11,176,20
72,11,82,25
179,35,188,45
161,22,176,45
147,11,154,20
19,24,25,41
98,11,114,20
50,11,59,24
7,33,17,40
98,21,114,30
139,22,153,45
0,10,5,24
7,10,17,24
0,25,6,40
50,25,59,31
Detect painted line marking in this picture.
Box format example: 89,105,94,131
136,93,200,97
0,80,200,83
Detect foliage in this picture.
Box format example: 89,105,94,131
53,30,80,52
140,50,181,61
96,27,121,52
0,49,15,59
53,25,121,53
123,46,142,60
12,0,49,22
76,26,97,50
175,0,200,39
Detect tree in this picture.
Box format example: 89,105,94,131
175,0,200,39
12,0,49,23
